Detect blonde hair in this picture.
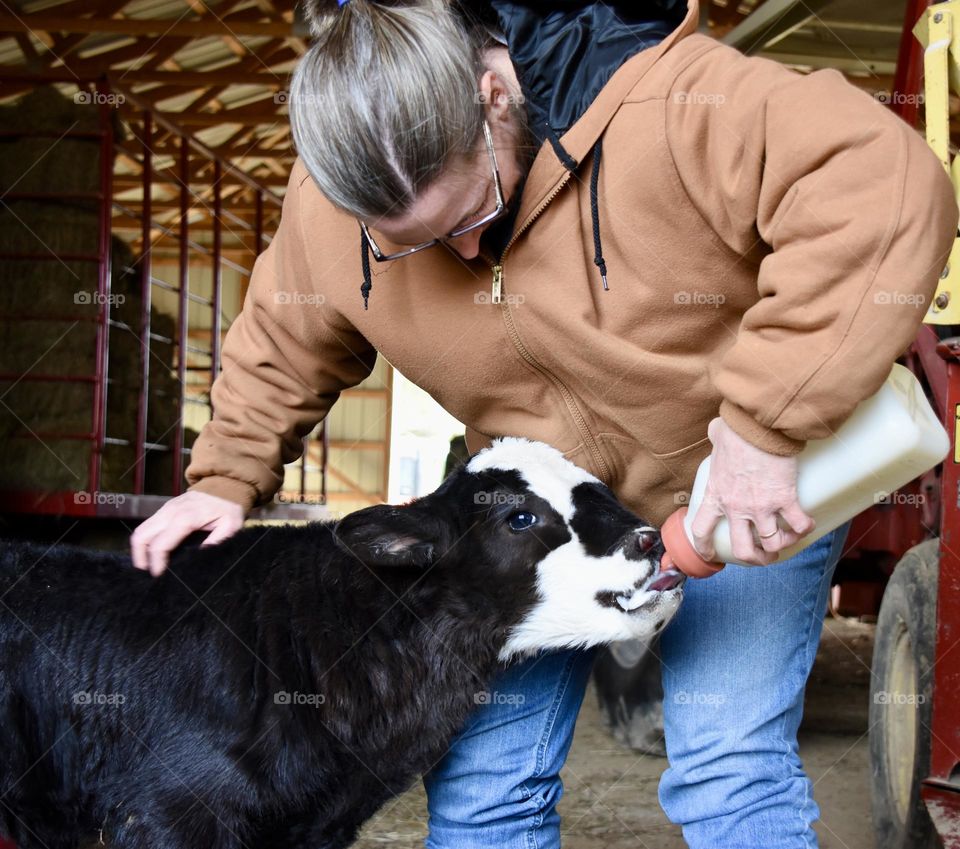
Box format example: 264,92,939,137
290,0,495,219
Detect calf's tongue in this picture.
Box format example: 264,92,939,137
648,570,686,592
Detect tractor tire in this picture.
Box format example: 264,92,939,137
870,538,940,849
593,637,666,757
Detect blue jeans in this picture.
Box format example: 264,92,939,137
423,524,850,848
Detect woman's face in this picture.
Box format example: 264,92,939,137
369,122,525,261
369,57,530,262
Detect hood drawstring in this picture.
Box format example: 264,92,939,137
590,138,609,291
548,126,610,293
546,124,578,172
360,228,372,310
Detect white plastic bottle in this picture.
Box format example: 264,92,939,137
660,364,950,577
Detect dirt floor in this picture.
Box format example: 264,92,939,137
355,615,876,849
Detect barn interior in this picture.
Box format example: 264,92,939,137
0,1,951,848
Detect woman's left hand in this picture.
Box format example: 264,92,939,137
689,417,816,566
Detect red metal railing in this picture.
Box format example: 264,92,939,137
0,74,328,518
93,78,114,499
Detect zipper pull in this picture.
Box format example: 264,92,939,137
491,265,503,305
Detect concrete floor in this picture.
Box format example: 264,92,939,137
355,616,876,849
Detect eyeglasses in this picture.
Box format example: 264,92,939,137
360,121,508,261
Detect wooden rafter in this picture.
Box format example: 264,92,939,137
0,14,297,39
0,0,306,199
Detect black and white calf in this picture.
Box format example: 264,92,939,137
0,438,684,849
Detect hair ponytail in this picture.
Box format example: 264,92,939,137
301,0,434,38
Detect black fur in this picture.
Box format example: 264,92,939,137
570,482,665,562
0,458,651,849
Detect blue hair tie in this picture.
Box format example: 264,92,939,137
338,0,350,5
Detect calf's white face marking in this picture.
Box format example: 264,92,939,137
467,438,684,660
467,438,596,522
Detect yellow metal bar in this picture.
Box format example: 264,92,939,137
924,8,952,169
918,4,960,325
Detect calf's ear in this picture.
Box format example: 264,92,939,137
333,504,445,568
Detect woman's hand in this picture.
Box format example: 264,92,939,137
689,417,816,566
130,491,246,577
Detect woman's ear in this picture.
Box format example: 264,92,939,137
477,68,514,124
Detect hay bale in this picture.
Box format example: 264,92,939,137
0,86,120,197
0,87,198,498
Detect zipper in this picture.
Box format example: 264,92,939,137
491,265,503,305
489,172,612,484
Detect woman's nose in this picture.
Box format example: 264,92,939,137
448,231,483,261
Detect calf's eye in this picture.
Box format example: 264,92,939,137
507,511,538,532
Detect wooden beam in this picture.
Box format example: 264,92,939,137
123,104,286,128
114,174,288,190
44,0,130,18
0,15,297,39
134,43,294,105
45,40,184,77
113,206,271,233
18,0,129,70
114,201,283,218
129,65,294,87
180,83,229,114
14,33,40,65
323,464,384,505
327,440,388,452
0,66,292,88
119,134,294,161
131,242,263,261
111,216,264,245
722,0,833,54
55,0,257,77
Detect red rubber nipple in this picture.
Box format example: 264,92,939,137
659,507,725,579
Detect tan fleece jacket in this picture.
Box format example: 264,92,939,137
186,0,958,526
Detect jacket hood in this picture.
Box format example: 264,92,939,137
480,1,690,144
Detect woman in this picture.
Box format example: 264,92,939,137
131,1,957,846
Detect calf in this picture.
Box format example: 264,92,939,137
0,438,684,849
